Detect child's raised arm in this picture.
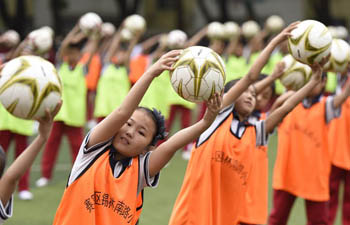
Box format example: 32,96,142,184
88,50,182,148
148,93,223,177
265,62,323,133
222,22,299,109
0,103,61,206
254,61,285,94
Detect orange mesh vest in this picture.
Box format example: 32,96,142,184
82,53,102,91
129,54,149,84
328,98,350,170
169,113,256,225
53,151,143,225
273,100,331,201
239,113,268,224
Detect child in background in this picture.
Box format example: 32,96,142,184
238,62,285,225
327,72,350,225
94,22,140,122
269,70,350,225
52,50,223,225
168,22,323,225
36,23,99,187
0,103,61,224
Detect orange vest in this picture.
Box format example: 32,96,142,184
273,100,331,201
328,98,350,170
169,113,256,225
129,54,150,84
53,151,143,225
239,113,268,224
82,53,102,91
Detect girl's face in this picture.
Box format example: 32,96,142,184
255,87,273,111
113,110,156,158
235,85,257,119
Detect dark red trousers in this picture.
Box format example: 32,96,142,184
269,189,328,225
0,130,29,191
40,121,83,179
328,165,350,225
86,90,95,121
166,105,191,132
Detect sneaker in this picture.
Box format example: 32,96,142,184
36,177,49,187
18,190,33,200
182,150,191,160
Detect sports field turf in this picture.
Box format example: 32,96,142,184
4,130,343,225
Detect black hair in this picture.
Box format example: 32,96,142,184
67,37,88,50
257,73,276,96
224,78,241,93
137,107,167,146
0,145,6,178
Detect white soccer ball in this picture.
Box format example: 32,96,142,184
324,39,350,73
120,28,133,41
124,14,146,34
28,29,53,53
280,54,312,90
79,12,102,35
170,46,226,102
266,15,285,33
223,21,240,39
167,30,188,49
2,30,20,47
328,26,338,38
0,55,62,120
40,26,54,37
101,22,115,37
241,20,261,39
207,22,225,40
288,20,332,65
336,26,348,40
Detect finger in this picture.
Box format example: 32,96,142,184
52,100,62,117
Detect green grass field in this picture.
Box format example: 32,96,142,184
4,128,344,225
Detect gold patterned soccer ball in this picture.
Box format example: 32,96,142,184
288,20,332,65
280,54,312,90
0,55,62,120
170,46,226,103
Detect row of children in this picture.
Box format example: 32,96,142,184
0,17,349,225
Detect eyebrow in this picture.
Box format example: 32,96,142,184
130,118,149,132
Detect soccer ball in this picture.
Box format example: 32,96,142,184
324,39,350,73
101,22,115,37
124,14,146,34
170,46,226,102
266,15,285,34
0,55,62,120
79,12,102,35
335,26,348,40
288,20,332,65
223,21,240,40
241,20,261,39
280,54,312,90
207,22,225,40
2,30,20,47
120,28,133,42
27,28,53,53
167,30,188,49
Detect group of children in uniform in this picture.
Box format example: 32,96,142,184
0,13,349,225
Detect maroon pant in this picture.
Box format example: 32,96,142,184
166,105,191,132
196,102,207,121
269,189,328,225
86,90,96,121
0,130,29,191
159,105,192,148
328,165,350,225
40,121,83,179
